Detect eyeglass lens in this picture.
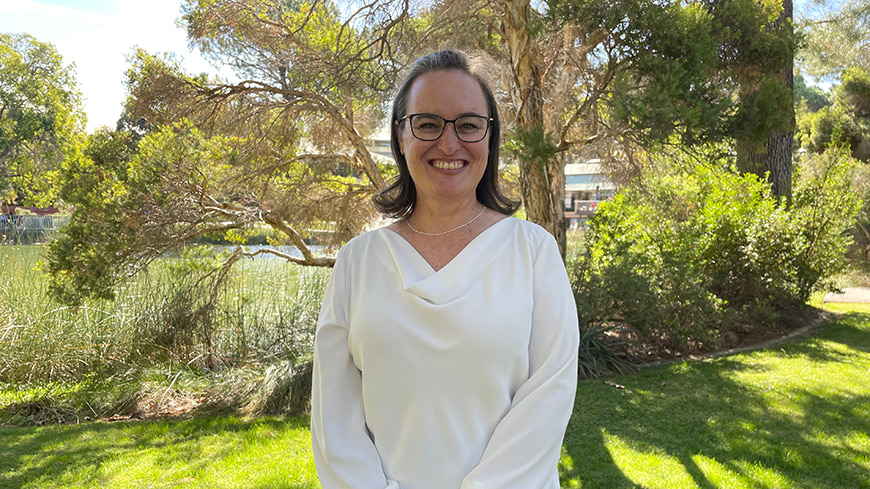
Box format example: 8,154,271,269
409,114,489,142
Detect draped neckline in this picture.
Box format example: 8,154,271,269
380,218,514,304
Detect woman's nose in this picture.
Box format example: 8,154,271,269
436,122,462,152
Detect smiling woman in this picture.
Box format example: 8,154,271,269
311,49,580,489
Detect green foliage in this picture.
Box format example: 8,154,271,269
798,67,870,162
792,146,863,289
46,117,335,304
794,72,831,113
604,0,727,144
44,127,153,304
729,74,795,145
800,0,870,77
575,322,642,379
548,0,799,148
839,66,870,117
503,125,559,172
574,150,859,350
0,33,85,205
2,244,329,384
77,1,402,289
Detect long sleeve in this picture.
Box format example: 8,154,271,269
310,247,398,489
459,234,580,489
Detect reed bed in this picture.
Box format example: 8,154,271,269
0,244,329,384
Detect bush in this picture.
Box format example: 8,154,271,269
573,148,860,352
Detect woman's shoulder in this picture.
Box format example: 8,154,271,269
501,216,557,245
335,226,395,258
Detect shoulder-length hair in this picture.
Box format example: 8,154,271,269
372,50,520,218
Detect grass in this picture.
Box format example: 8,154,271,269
559,302,870,489
0,416,318,488
0,244,328,383
2,302,869,488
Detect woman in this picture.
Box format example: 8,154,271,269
311,50,579,489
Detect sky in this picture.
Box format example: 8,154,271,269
0,0,220,131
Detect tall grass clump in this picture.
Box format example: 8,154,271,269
0,245,135,383
0,244,329,388
572,146,861,355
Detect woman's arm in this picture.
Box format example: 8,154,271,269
310,247,398,489
459,234,580,489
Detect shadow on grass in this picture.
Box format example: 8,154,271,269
560,312,870,489
0,416,314,488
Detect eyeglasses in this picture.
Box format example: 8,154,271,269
397,113,492,143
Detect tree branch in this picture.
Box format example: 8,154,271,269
262,210,334,267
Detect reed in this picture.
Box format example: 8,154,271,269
0,244,328,384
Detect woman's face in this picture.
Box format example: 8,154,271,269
398,69,490,207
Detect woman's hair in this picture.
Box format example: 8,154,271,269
372,49,520,218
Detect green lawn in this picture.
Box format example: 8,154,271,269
560,303,870,489
0,416,318,488
2,303,869,488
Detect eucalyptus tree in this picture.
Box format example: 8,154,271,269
0,33,84,206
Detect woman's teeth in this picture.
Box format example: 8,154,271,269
432,161,463,170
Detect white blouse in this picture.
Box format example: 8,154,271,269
311,218,579,489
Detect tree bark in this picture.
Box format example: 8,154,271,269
498,0,567,258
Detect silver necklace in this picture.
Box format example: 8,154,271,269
405,206,486,237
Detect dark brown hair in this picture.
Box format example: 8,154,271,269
372,50,519,218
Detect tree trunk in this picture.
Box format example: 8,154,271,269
498,0,567,258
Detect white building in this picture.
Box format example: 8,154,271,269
564,159,616,229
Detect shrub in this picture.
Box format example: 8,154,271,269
567,248,644,378
574,148,860,352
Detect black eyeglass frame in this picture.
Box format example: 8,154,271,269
396,113,494,143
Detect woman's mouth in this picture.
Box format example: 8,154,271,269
431,160,465,170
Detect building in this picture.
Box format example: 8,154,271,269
564,159,616,229
1,206,69,244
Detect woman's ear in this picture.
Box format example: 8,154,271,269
396,121,405,155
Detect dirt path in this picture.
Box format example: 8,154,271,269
824,287,870,303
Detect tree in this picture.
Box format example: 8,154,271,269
47,0,807,300
45,127,145,303
543,0,798,200
795,72,831,113
47,0,423,302
471,0,724,255
798,67,870,163
487,0,801,254
496,0,567,254
732,0,797,202
0,33,84,205
800,0,870,78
